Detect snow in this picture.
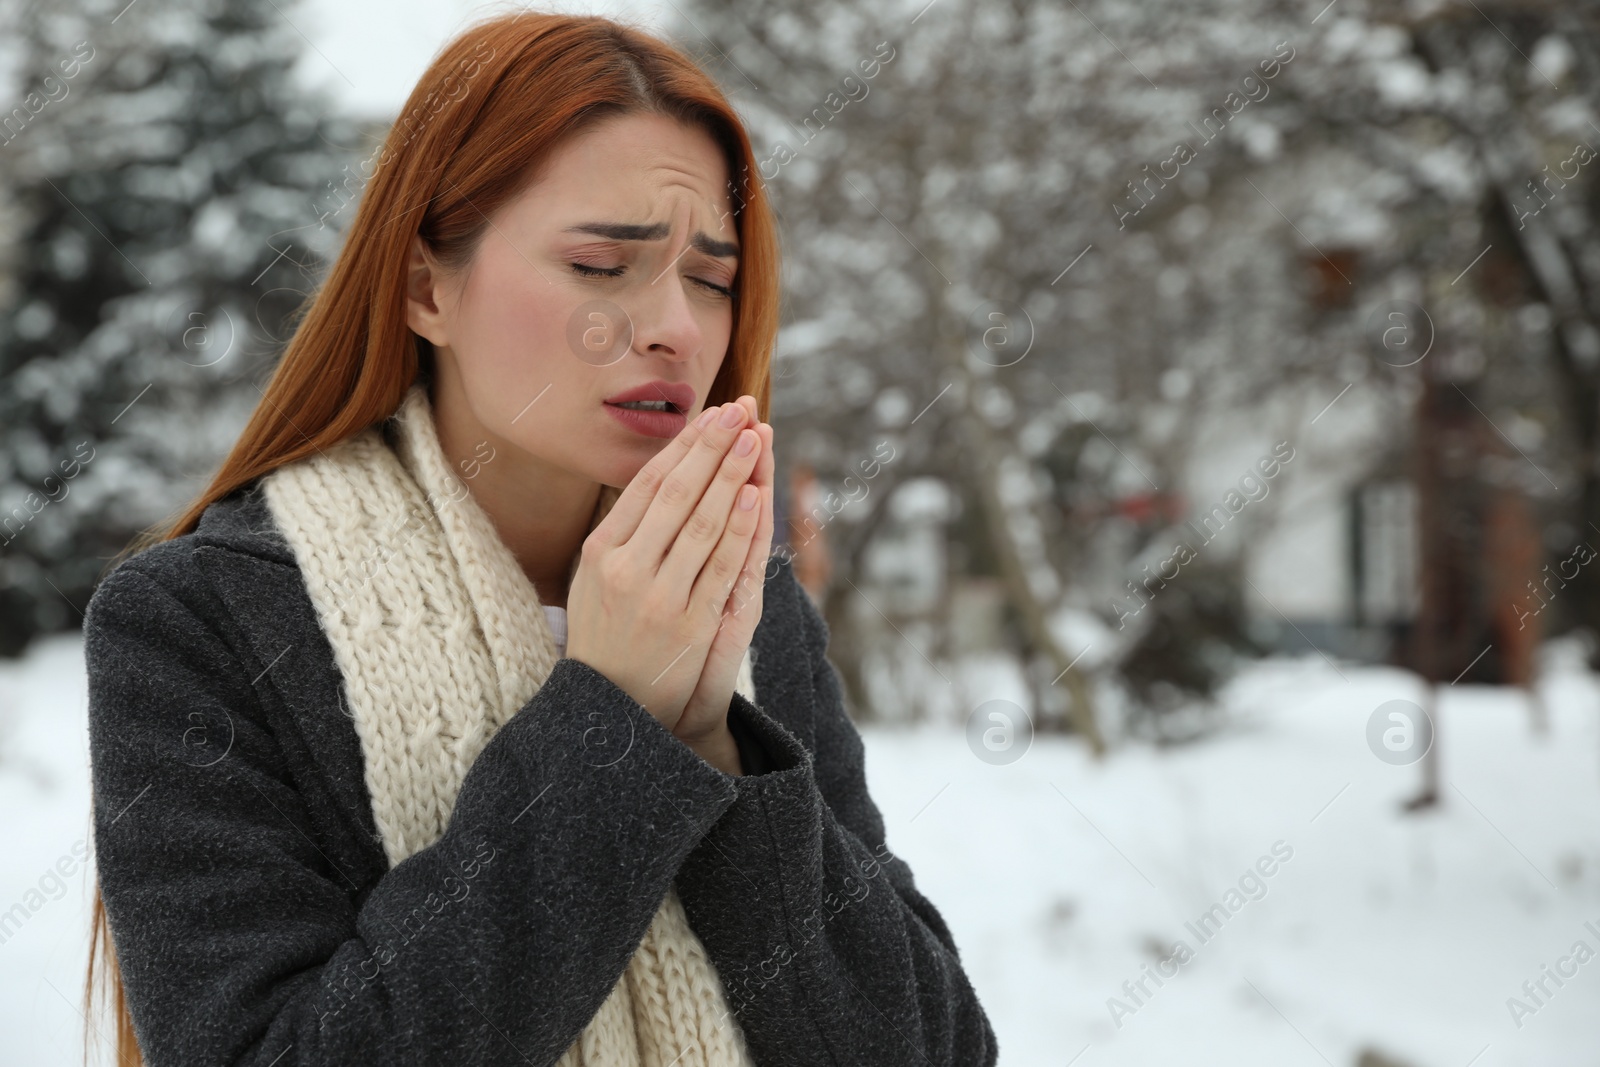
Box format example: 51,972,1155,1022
888,646,1600,1066
3,633,1599,1065
0,634,102,1067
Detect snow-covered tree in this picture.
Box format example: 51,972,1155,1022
0,0,364,653
666,0,1600,742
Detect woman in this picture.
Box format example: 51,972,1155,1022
82,12,997,1067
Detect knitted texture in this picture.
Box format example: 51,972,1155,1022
260,382,758,1067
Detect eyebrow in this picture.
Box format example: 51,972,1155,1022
562,221,739,259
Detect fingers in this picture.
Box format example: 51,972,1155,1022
658,422,763,591
627,400,755,566
751,420,774,495
589,405,714,549
592,401,743,553
689,478,764,621
733,394,775,500
708,478,775,641
734,393,758,431
744,420,774,569
746,398,773,465
585,391,774,616
724,396,774,615
731,480,775,623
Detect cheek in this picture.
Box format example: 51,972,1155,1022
709,306,734,351
454,260,583,413
697,305,735,378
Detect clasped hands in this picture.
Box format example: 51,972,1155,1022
565,395,775,776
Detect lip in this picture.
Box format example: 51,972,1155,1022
602,380,696,440
603,379,696,414
603,403,687,439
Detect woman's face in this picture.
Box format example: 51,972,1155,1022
406,110,740,490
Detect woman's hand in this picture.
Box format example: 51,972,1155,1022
565,396,767,735
673,394,774,757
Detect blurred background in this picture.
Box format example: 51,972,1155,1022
2,0,1599,1063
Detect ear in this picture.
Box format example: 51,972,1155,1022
404,235,453,347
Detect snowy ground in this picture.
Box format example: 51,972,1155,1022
2,633,1598,1066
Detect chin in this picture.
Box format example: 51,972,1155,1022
564,439,638,489
585,410,679,488
597,454,650,491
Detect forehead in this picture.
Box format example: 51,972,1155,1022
524,111,736,232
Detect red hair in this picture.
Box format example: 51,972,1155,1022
84,12,780,1063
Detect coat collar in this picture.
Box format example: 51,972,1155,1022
189,482,391,885
194,481,299,565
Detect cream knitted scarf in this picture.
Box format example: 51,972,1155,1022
259,381,758,1066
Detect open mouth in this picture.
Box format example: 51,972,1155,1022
606,399,683,414
602,395,691,439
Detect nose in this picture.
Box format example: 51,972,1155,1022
627,249,703,366
627,198,713,365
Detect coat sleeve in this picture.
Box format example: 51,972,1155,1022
85,554,746,1067
723,698,773,776
672,560,999,1067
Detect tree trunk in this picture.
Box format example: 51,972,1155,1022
957,369,1105,756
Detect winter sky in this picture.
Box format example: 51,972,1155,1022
289,0,674,119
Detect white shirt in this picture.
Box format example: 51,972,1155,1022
542,605,568,658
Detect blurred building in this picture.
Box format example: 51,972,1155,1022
1247,392,1545,686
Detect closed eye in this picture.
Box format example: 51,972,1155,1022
569,261,733,298
569,262,626,280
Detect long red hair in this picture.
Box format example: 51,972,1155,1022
83,11,780,1063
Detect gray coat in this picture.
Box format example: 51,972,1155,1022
84,482,998,1066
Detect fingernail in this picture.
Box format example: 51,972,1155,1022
719,404,745,428
735,429,756,456
737,484,757,510
696,407,719,428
